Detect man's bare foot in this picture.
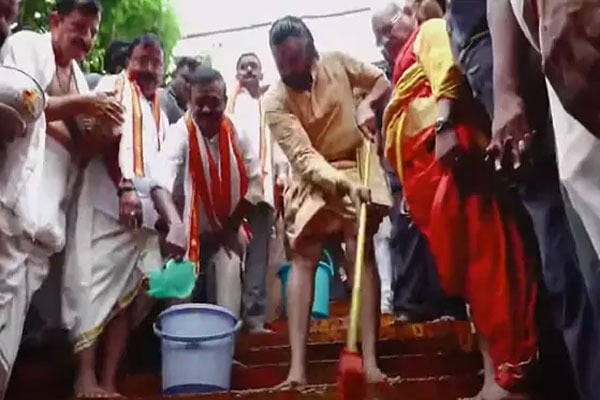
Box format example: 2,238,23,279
74,385,111,398
75,374,112,398
99,382,125,398
249,326,275,334
364,365,387,383
434,315,456,322
272,378,306,391
460,381,530,400
272,370,307,391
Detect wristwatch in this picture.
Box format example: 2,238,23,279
434,117,453,134
117,178,136,196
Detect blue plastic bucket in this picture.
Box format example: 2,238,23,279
278,250,335,319
153,303,242,395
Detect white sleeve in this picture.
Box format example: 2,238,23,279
94,75,118,94
232,122,262,204
150,120,188,193
91,75,137,181
117,83,136,181
1,32,40,77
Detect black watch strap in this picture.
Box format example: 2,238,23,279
117,183,136,196
434,117,453,134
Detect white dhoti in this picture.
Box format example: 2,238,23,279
204,247,243,318
62,186,162,352
374,216,393,313
0,232,51,383
546,82,600,260
62,70,167,352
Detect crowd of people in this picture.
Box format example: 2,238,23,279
1,0,600,399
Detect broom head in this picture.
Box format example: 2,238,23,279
336,348,366,400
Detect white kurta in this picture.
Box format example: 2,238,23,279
0,30,85,378
510,0,600,259
62,73,167,352
228,89,289,209
151,116,261,316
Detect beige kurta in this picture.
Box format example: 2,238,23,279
263,51,392,247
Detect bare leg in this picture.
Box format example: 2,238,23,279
98,311,129,396
461,336,530,400
74,344,110,398
275,238,322,389
344,233,386,383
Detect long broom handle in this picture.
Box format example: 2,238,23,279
346,140,372,351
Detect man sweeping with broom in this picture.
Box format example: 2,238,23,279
263,16,392,390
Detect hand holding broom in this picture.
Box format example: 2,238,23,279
336,139,372,400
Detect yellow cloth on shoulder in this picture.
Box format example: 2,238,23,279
382,19,462,181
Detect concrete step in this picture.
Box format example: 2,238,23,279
6,302,480,400
245,318,473,344
236,336,476,365
109,375,483,400
113,353,481,394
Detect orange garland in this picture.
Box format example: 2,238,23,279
185,113,249,272
105,74,162,186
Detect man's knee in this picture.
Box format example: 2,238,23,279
291,238,322,270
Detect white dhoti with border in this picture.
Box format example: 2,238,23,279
0,232,51,383
62,162,162,353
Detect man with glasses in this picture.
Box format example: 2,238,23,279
371,0,466,323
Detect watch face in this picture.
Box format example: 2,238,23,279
435,119,445,131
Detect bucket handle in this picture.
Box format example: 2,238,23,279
153,319,243,343
322,249,333,269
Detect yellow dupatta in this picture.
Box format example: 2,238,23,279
382,19,462,181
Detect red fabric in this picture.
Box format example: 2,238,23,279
393,30,538,389
392,27,421,85
400,122,537,389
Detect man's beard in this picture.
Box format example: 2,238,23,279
282,72,313,92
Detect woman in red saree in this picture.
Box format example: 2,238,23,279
383,18,537,400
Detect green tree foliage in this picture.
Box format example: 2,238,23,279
19,0,181,73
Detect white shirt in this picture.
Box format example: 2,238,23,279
509,0,600,257
151,115,261,235
87,73,168,229
228,88,289,208
0,31,85,252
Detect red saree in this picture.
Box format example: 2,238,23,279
383,19,537,390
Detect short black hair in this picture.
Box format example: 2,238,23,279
188,66,227,96
174,57,200,75
128,33,164,58
55,0,102,16
269,15,318,58
235,52,262,70
104,40,130,74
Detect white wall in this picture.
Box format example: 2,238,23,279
172,1,383,90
